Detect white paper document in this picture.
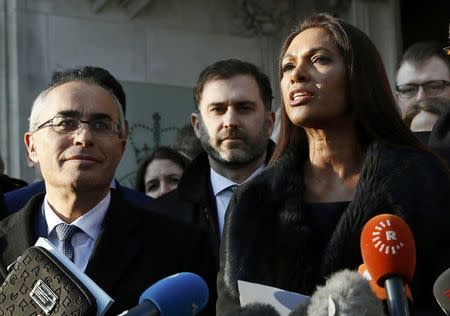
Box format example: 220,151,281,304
35,237,114,316
238,280,310,316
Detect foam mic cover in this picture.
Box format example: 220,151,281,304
138,272,209,316
358,264,413,301
360,214,416,287
289,270,386,316
433,267,450,315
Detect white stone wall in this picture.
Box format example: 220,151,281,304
1,0,271,182
0,0,402,182
346,0,402,86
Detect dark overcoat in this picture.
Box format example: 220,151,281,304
217,143,450,315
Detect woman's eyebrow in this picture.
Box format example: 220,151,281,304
283,46,335,58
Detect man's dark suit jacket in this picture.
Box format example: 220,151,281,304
0,190,216,315
149,141,275,266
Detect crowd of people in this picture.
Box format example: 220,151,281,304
0,12,448,316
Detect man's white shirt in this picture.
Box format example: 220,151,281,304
210,165,265,238
44,192,110,271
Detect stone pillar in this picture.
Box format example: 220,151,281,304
347,0,403,88
0,0,22,179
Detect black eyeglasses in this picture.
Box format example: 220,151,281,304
396,80,450,99
34,116,121,138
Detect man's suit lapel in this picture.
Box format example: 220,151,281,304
0,194,44,278
84,190,143,294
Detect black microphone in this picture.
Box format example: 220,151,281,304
117,272,209,316
289,270,386,316
433,267,450,315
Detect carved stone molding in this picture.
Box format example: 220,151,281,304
231,0,293,37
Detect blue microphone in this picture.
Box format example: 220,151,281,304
117,272,209,316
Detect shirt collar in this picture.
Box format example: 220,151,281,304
44,192,111,240
210,164,266,196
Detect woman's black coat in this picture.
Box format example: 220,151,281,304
216,143,450,315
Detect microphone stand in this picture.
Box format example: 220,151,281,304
385,276,410,316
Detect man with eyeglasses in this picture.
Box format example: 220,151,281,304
396,41,450,117
2,69,153,216
0,66,215,315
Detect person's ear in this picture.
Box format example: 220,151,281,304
24,132,39,164
123,120,129,138
191,111,201,139
266,111,276,136
118,120,129,154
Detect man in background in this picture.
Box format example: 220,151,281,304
151,59,275,265
396,41,450,117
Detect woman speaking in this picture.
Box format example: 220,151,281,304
216,13,449,315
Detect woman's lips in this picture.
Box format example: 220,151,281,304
290,92,314,106
289,88,314,106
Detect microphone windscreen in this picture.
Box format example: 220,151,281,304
357,263,413,302
360,214,416,286
433,267,450,315
232,303,281,316
139,272,209,316
298,270,386,316
288,301,309,316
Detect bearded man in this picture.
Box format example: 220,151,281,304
150,59,275,267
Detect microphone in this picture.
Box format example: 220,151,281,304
360,214,416,316
233,270,385,315
433,267,450,315
117,272,209,316
358,263,413,302
289,270,386,316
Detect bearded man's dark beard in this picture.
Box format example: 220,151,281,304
196,114,271,168
201,141,262,169
198,131,267,169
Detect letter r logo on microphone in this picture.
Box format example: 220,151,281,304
386,230,397,241
369,219,406,255
361,214,416,287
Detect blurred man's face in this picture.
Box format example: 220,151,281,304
396,57,450,116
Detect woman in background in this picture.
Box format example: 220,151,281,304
217,13,449,315
135,146,189,199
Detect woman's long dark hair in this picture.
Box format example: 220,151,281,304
135,146,190,192
271,13,423,162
